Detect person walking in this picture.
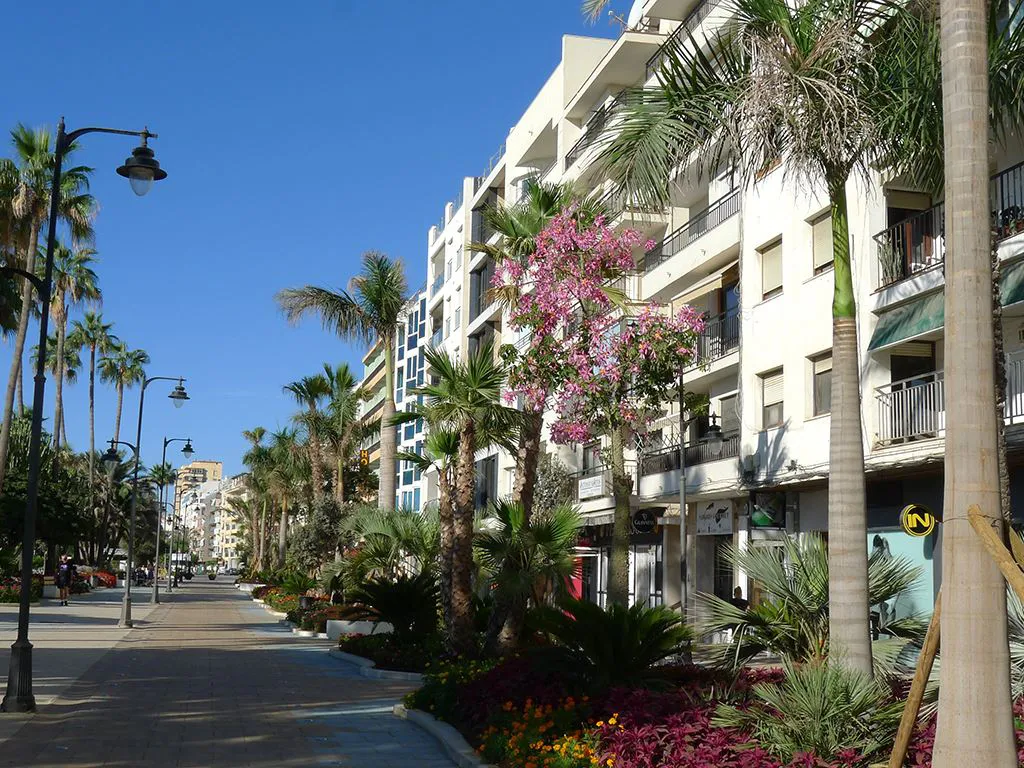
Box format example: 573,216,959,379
55,554,75,606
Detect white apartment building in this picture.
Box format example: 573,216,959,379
395,0,1024,618
178,474,248,569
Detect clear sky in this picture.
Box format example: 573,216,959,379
0,2,624,477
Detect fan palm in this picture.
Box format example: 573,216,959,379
399,342,521,654
0,124,95,493
98,342,149,443
43,242,99,453
475,499,583,653
69,311,117,489
267,427,303,567
283,374,330,501
698,533,926,669
277,252,408,509
320,362,367,505
342,504,440,582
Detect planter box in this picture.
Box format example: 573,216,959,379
325,619,393,641
236,582,265,594
43,585,59,599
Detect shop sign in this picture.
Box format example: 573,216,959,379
900,503,938,537
632,509,657,534
697,500,734,535
578,474,604,499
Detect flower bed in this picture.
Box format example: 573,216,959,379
0,576,43,603
256,586,300,614
338,632,444,673
93,570,116,588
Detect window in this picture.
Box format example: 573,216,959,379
760,239,783,299
719,393,739,437
583,441,602,470
454,307,461,329
761,369,784,428
396,366,403,401
413,487,421,511
811,214,833,274
812,354,832,416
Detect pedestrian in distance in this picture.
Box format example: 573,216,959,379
55,554,75,606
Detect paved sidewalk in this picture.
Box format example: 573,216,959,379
0,580,455,767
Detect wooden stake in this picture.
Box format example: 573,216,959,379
967,504,1024,603
887,588,941,768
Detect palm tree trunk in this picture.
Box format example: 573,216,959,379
15,365,23,417
932,0,1016,757
378,341,397,509
825,183,872,676
88,344,96,488
0,219,42,493
278,497,288,567
513,411,544,520
607,425,632,606
336,455,345,505
308,410,325,501
53,306,67,453
113,382,124,443
257,499,267,571
437,470,455,642
450,422,477,655
992,244,1011,520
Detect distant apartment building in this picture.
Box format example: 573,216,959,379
173,459,223,520
177,472,247,570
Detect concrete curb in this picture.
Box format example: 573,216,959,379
393,704,492,768
327,648,424,682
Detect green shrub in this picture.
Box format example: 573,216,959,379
0,577,42,603
281,571,317,596
343,572,439,638
714,659,902,761
338,632,444,673
533,597,692,690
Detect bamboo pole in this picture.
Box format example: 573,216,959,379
967,504,1024,602
887,589,942,768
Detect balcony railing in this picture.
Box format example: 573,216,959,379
429,273,444,298
598,185,664,217
696,310,740,363
639,434,740,476
565,94,625,170
874,161,1024,288
429,328,443,349
646,0,721,78
643,190,741,273
570,462,638,501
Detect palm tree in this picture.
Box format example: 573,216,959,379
98,342,149,443
43,242,99,454
30,333,81,446
241,427,271,571
0,124,95,493
475,499,583,654
69,311,117,490
404,343,521,654
276,252,408,509
283,374,330,501
320,362,367,505
267,427,302,567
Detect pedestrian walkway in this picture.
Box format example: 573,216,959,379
0,580,455,767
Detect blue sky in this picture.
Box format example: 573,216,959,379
1,1,622,476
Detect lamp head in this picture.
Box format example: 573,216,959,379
101,440,120,474
169,379,189,409
702,412,725,458
116,132,167,197
181,439,194,462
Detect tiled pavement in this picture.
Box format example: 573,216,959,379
0,581,455,767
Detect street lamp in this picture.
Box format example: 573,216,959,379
101,438,139,628
701,412,725,458
1,119,166,715
153,437,193,604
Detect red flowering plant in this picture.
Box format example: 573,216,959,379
495,208,706,602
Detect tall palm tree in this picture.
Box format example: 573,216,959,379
321,362,367,505
931,0,1017,760
30,333,81,446
283,374,330,501
241,427,270,571
403,343,521,654
69,311,116,490
277,252,408,509
267,427,302,567
98,342,149,443
43,242,99,454
0,124,95,493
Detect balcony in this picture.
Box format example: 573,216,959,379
646,0,722,78
643,190,740,273
695,310,739,364
874,361,1024,446
429,273,444,298
571,462,638,502
874,161,1024,289
639,434,741,476
565,94,624,170
429,328,443,349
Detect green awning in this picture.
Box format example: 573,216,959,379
868,292,944,350
1001,259,1024,306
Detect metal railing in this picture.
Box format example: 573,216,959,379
874,161,1024,288
570,462,638,501
696,310,740,362
429,328,443,349
429,273,444,298
646,0,721,78
874,372,945,445
639,434,740,476
565,94,625,169
598,185,664,216
643,190,740,272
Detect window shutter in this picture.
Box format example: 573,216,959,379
761,240,783,295
812,215,833,269
813,355,833,375
720,394,739,436
762,370,784,405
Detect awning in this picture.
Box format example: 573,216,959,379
672,260,739,308
868,292,944,350
1002,258,1024,306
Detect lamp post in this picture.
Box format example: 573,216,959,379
102,377,188,628
153,437,193,604
1,119,167,714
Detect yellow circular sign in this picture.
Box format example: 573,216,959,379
900,504,937,537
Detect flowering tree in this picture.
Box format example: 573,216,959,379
497,210,705,605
